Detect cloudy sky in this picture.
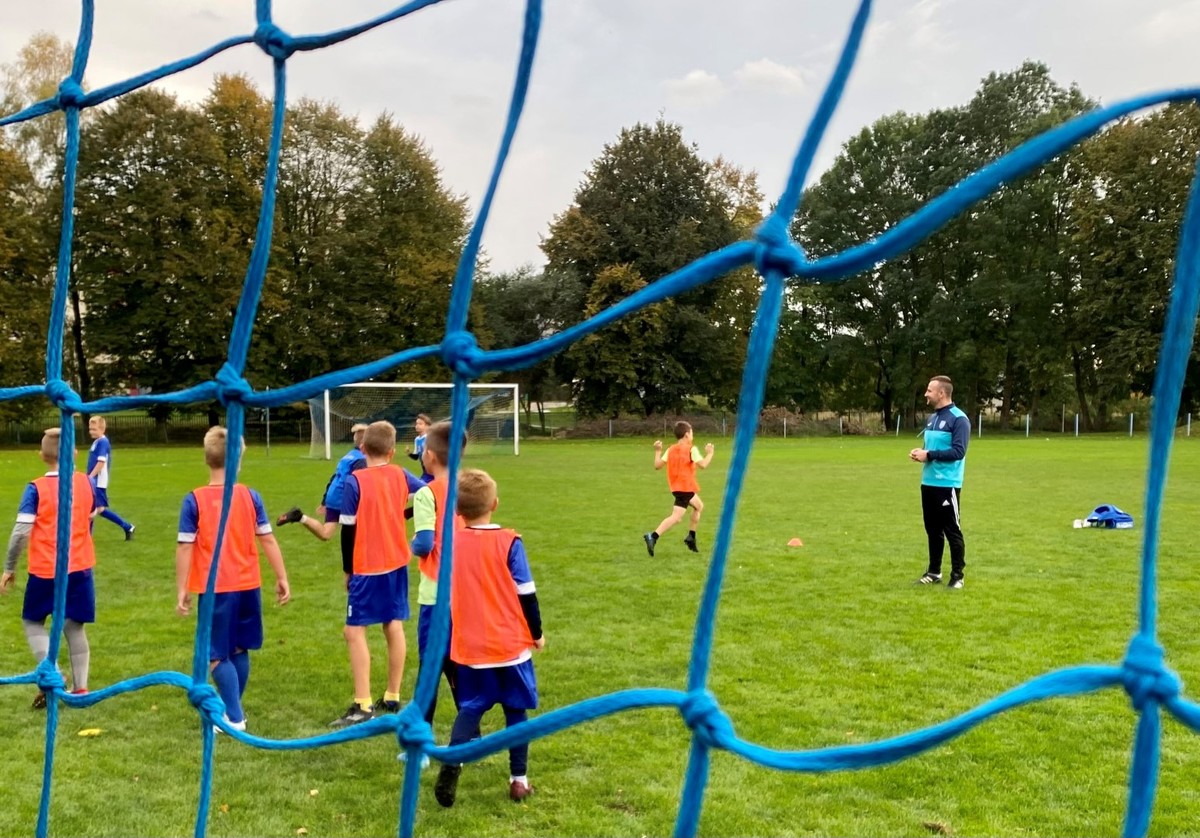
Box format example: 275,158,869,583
3,0,1199,272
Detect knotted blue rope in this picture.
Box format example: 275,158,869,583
2,0,1200,836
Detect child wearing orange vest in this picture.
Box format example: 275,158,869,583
331,420,412,728
643,420,715,556
2,428,101,707
408,421,464,731
435,468,544,808
176,426,290,732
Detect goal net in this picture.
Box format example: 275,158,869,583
308,382,519,459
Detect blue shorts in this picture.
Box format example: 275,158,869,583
457,660,538,713
204,588,263,662
94,488,111,507
23,569,95,624
417,604,454,660
347,567,409,626
323,506,340,524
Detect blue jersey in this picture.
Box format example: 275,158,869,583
922,404,969,488
323,447,366,512
87,435,113,489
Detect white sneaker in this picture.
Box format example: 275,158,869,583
397,751,431,769
214,715,247,735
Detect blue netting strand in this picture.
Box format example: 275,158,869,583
3,1,1200,836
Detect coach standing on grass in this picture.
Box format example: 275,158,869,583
910,375,970,590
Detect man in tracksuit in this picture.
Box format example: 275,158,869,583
910,375,969,589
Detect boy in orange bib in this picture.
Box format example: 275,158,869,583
434,469,544,807
644,420,714,556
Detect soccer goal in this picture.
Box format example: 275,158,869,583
308,382,520,459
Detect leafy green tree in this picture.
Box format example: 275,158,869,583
543,119,743,415
1069,102,1200,423
0,137,53,420
70,89,251,414
474,266,583,429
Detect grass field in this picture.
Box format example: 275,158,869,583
1,434,1199,837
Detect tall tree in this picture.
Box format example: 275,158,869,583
474,266,583,429
542,119,743,416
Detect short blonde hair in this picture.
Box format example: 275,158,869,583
203,426,228,469
457,469,496,521
89,415,106,430
362,420,396,458
40,428,62,463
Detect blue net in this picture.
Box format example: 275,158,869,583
2,1,1200,836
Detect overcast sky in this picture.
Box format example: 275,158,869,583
3,0,1199,272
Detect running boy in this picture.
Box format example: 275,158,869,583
176,426,291,732
2,429,101,706
435,468,544,807
408,421,463,727
644,420,715,556
86,416,135,540
331,420,412,728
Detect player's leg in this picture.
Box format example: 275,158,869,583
99,507,134,534
646,494,689,555
62,569,96,693
22,576,53,708
344,624,372,706
683,494,704,552
944,487,965,586
919,484,946,582
207,592,246,725
500,660,538,801
382,619,407,698
437,666,494,808
63,621,90,693
230,588,263,705
416,604,437,722
231,648,250,696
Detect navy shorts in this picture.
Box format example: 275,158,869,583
204,588,263,662
323,506,340,524
94,487,111,507
417,603,455,659
672,491,696,509
23,569,95,624
347,567,409,626
457,660,538,713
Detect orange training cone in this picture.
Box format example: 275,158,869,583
787,537,803,547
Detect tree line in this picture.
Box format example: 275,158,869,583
2,35,1198,431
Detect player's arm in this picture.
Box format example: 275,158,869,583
4,484,39,591
652,439,665,469
926,415,969,462
175,491,199,615
259,534,291,605
410,485,435,558
338,475,360,577
2,522,32,592
696,443,715,469
175,542,193,615
508,537,544,648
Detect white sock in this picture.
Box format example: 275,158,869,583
510,775,529,785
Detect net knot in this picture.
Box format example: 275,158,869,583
394,704,435,751
187,683,227,722
56,78,85,109
214,363,253,407
441,331,485,379
680,690,735,749
1122,635,1182,712
45,379,83,413
34,659,66,693
753,217,805,279
253,23,296,61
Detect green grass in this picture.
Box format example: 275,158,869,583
1,435,1199,837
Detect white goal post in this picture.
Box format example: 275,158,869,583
308,382,520,460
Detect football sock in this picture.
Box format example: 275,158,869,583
687,530,696,540
651,532,659,543
384,691,400,703
356,698,373,712
23,619,50,663
64,620,90,692
211,660,245,723
231,650,250,696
